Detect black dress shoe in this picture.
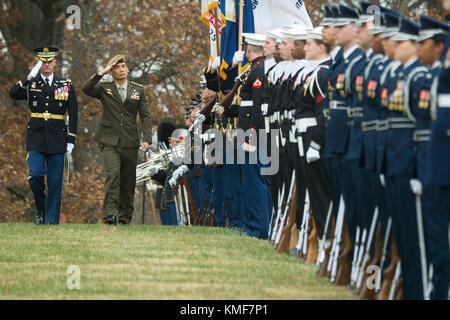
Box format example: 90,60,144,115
34,210,45,225
34,215,44,225
104,215,117,225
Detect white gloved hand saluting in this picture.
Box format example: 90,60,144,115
306,146,320,163
66,143,74,154
27,60,43,81
232,50,245,66
410,179,423,196
211,56,221,72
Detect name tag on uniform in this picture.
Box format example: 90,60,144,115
30,89,42,92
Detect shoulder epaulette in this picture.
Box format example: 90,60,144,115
131,81,144,88
100,79,113,84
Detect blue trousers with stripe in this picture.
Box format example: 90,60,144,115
27,151,65,224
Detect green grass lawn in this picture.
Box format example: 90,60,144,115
0,223,354,300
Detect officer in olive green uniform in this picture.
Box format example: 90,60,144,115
81,55,152,225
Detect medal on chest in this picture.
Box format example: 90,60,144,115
418,90,430,109
381,88,389,107
355,75,364,100
367,80,378,99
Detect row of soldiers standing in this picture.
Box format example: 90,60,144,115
160,1,449,300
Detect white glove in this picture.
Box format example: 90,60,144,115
195,111,206,124
211,56,221,71
261,103,268,116
169,176,178,188
306,146,320,163
379,174,385,187
66,143,74,154
173,165,189,180
242,142,257,153
188,124,194,133
410,179,423,196
28,60,43,79
148,166,159,177
212,103,224,117
232,50,245,66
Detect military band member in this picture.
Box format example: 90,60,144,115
81,55,152,225
9,46,78,225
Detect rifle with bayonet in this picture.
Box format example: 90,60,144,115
274,171,296,249
181,176,198,225
276,184,297,254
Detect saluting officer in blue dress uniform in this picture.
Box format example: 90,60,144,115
424,15,450,300
9,47,78,225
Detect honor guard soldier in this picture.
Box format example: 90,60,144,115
385,17,427,300
217,33,270,239
325,6,366,280
9,46,78,225
320,4,344,223
292,27,333,249
82,55,152,225
408,15,449,300
359,7,395,297
423,12,450,299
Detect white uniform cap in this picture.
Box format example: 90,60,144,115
281,25,308,40
307,26,324,40
242,33,266,47
266,28,284,43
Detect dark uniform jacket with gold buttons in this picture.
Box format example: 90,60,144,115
81,74,152,148
9,75,78,154
225,56,265,133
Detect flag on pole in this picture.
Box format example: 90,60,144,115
252,0,313,33
219,0,255,80
201,1,225,66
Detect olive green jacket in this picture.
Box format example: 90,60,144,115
82,74,152,147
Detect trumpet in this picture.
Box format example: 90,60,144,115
136,141,188,184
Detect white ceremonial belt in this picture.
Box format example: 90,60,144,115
438,94,450,108
241,100,253,107
330,101,349,110
297,117,318,133
376,120,389,131
361,120,378,132
413,129,431,142
387,117,416,129
347,107,363,118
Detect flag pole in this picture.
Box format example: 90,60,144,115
238,0,244,74
213,6,220,57
213,5,221,96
